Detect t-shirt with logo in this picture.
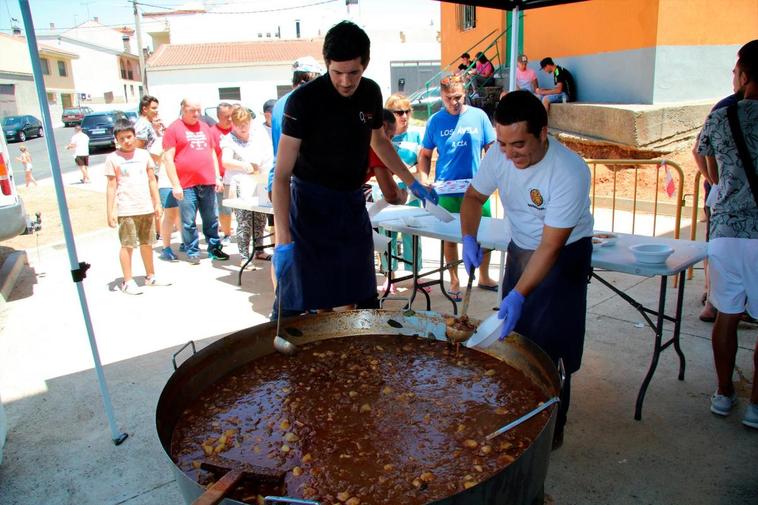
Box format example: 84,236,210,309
104,148,155,217
472,136,594,250
697,99,758,239
163,119,217,189
392,129,423,167
421,106,496,186
282,74,383,191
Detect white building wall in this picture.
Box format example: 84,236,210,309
148,64,293,122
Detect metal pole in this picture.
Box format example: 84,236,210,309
133,0,148,94
508,5,520,92
17,0,128,446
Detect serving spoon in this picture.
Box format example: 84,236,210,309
273,282,298,356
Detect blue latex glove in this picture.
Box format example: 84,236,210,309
462,234,483,274
272,242,295,280
409,180,440,205
498,289,525,340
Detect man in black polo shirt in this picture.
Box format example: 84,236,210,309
537,57,576,112
271,20,437,318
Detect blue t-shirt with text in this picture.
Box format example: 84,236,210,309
422,106,495,182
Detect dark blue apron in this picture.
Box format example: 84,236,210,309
279,176,377,312
502,237,592,374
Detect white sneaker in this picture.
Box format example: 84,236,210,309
121,279,143,295
710,391,736,416
145,276,172,287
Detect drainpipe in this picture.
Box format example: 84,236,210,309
508,5,519,92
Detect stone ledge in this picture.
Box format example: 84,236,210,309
548,101,714,149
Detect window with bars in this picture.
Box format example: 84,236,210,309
458,5,476,31
40,58,50,75
57,60,67,77
219,87,241,100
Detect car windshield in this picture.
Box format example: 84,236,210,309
63,109,80,114
82,114,113,127
2,117,22,127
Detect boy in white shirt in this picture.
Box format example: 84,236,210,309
105,120,171,294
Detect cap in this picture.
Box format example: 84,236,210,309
292,56,324,74
263,99,277,113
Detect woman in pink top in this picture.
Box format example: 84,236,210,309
470,52,495,93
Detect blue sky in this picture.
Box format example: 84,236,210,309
1,0,440,35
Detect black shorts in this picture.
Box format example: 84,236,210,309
75,156,89,166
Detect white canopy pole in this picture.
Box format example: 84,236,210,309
508,5,520,91
18,0,128,446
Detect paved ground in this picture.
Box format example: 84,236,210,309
0,168,756,504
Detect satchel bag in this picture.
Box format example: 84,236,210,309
726,103,758,207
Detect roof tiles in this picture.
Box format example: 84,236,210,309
147,39,324,68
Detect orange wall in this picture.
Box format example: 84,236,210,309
440,3,506,73
657,0,758,46
523,0,660,59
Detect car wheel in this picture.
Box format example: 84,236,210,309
38,127,43,138
18,131,26,142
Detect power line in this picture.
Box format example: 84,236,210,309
133,0,338,15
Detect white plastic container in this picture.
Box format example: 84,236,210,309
629,243,674,264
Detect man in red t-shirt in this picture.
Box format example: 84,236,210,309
210,102,234,239
163,97,229,263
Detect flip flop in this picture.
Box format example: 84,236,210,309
254,252,272,261
447,290,463,302
477,283,498,292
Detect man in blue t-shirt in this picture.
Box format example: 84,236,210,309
418,75,498,299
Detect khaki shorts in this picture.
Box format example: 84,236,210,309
118,213,155,247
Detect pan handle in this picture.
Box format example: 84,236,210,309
172,340,197,371
191,468,244,505
264,498,320,505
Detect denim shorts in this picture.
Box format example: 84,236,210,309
545,92,568,104
159,188,178,209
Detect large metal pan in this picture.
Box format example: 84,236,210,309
156,310,561,505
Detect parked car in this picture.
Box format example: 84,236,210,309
409,86,442,121
61,106,93,127
81,110,128,151
1,115,44,143
0,131,30,241
123,110,138,124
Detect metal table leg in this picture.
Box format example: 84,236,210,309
237,213,256,286
634,275,668,420
672,270,687,380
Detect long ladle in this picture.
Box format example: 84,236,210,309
485,397,560,441
272,281,297,356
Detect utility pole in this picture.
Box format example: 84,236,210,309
132,0,148,95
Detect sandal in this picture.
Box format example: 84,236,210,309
478,283,498,292
254,252,272,261
447,290,463,302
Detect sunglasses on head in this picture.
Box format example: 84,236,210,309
392,109,411,116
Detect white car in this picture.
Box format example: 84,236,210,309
0,128,30,241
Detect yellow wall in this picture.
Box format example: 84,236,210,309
41,54,76,90
440,3,506,74
0,36,33,74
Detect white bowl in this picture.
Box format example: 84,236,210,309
593,232,617,247
629,243,674,264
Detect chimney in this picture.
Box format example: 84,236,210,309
94,16,99,22
49,22,55,30
122,34,130,53
12,26,21,36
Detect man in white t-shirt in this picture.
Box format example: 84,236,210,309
460,90,594,450
66,125,90,183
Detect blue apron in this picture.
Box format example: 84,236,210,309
502,237,592,374
280,176,377,312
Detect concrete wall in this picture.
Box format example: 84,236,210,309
0,74,40,118
147,64,293,122
652,44,741,103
